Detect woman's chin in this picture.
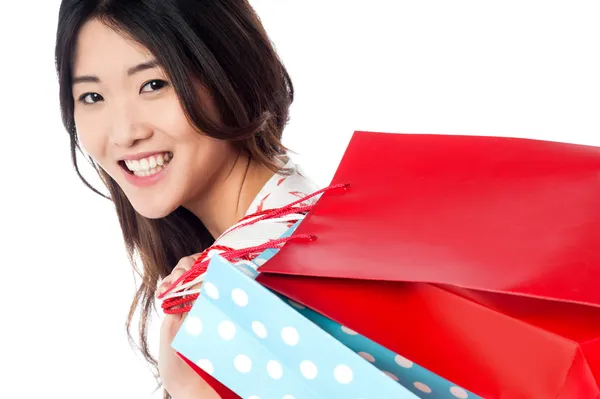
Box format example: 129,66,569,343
131,201,178,220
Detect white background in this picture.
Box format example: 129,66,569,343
1,0,599,398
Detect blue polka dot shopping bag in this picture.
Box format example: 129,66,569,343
257,131,600,398
172,249,476,399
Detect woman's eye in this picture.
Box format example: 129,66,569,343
140,79,169,93
78,92,103,105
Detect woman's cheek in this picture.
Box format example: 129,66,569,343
75,112,109,167
145,95,190,140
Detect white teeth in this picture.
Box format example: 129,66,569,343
130,160,140,171
124,152,172,172
133,165,164,177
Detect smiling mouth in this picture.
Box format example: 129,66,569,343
119,152,173,177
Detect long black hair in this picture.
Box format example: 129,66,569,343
55,0,293,396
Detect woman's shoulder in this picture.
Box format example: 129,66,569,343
247,158,320,215
213,158,320,250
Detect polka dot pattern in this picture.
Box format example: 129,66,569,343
267,360,283,380
234,354,252,373
299,360,318,380
358,352,375,362
450,386,469,398
232,288,249,307
415,382,432,394
171,243,481,399
203,282,219,299
184,316,203,336
218,320,236,340
341,325,358,335
395,354,414,369
281,326,299,346
384,371,400,381
334,364,353,384
251,321,267,339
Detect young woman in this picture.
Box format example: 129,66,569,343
55,1,319,397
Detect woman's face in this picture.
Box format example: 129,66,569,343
72,19,235,219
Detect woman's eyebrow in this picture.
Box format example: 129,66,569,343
126,59,160,76
72,59,160,85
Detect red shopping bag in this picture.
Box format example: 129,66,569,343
257,131,600,399
178,354,241,399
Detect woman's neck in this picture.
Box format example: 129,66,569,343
186,152,281,240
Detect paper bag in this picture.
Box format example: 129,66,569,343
257,131,600,398
171,254,422,399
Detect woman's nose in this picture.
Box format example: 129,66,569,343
109,106,153,148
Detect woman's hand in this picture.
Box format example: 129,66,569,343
159,312,221,399
158,255,220,399
157,254,202,298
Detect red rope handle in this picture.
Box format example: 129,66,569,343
158,244,232,300
161,234,316,314
233,183,348,228
158,183,348,313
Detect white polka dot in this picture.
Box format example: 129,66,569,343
414,382,432,393
203,282,219,299
299,360,318,379
196,359,214,375
234,355,252,373
282,395,295,399
232,288,249,307
184,316,203,336
247,396,260,399
281,326,300,346
288,299,305,309
358,352,375,362
341,325,358,335
253,257,267,266
252,321,267,339
334,365,353,384
383,371,399,381
218,320,236,340
267,360,283,379
450,386,469,398
394,354,414,368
